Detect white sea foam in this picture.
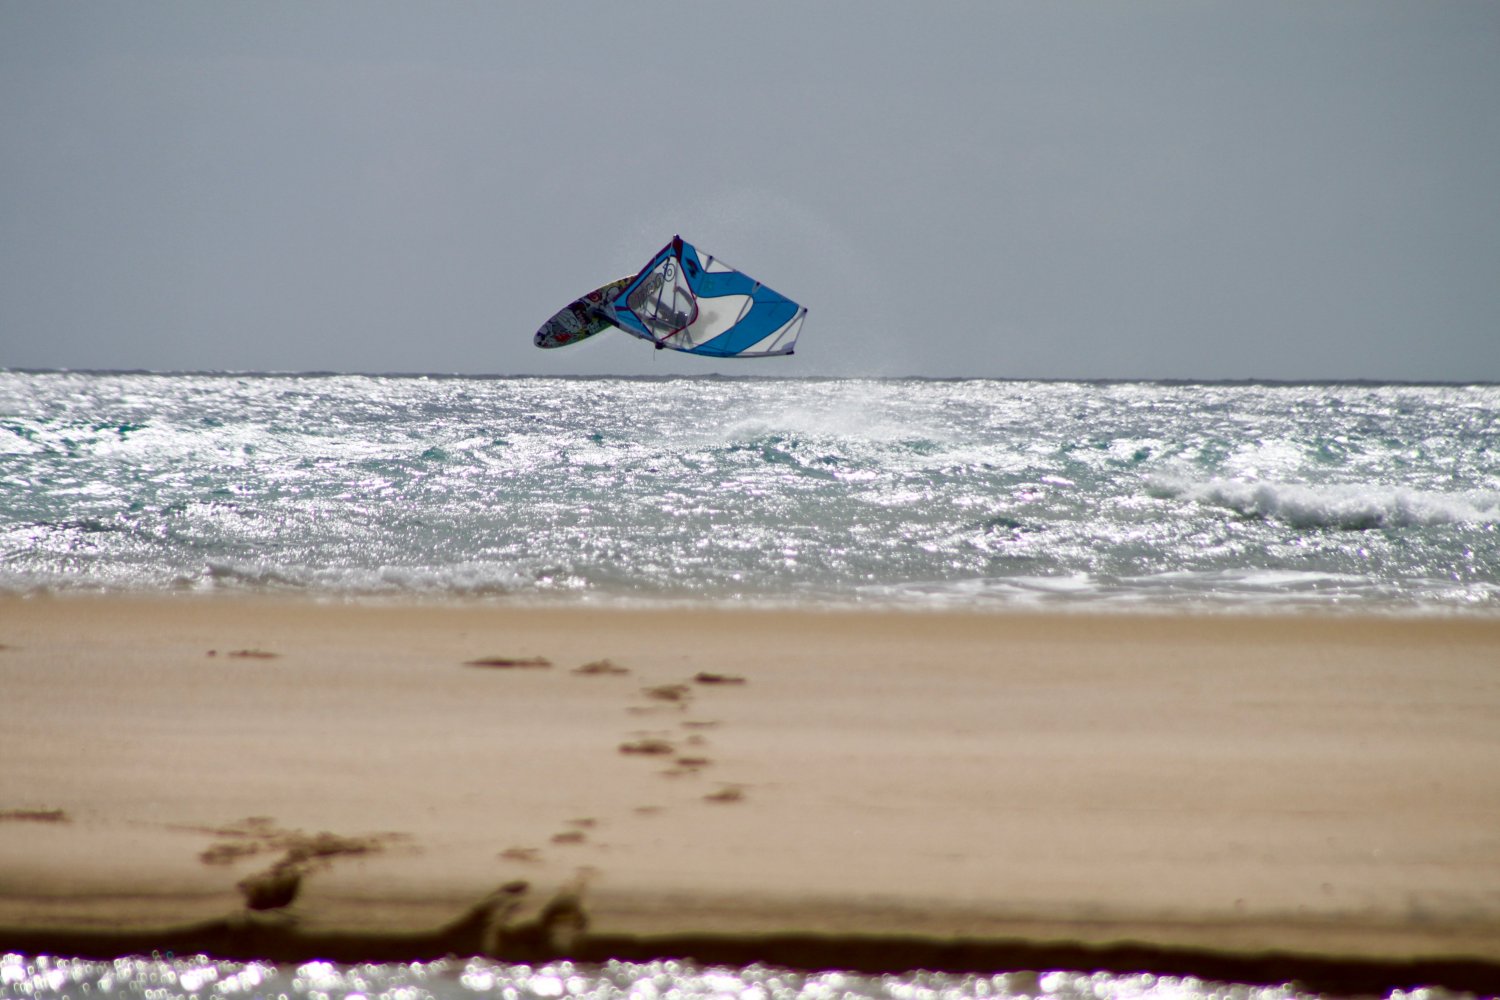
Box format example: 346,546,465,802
1149,476,1500,530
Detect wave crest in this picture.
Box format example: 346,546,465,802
1148,476,1500,530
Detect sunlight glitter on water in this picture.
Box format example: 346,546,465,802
3,374,1497,611
4,955,1453,1000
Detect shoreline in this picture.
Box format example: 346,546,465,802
5,896,1500,997
6,584,1499,621
3,594,1498,985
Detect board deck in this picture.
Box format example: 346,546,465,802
533,276,632,349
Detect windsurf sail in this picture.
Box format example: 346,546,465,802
603,237,806,357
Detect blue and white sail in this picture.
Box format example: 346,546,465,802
603,237,807,357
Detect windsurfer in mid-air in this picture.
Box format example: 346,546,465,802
534,236,805,358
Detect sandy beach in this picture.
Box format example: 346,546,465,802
2,594,1498,985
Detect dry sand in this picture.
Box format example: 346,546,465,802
1,593,1498,981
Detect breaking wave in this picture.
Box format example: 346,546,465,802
1149,476,1500,531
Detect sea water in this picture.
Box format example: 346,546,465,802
0,954,1471,1000
2,372,1497,612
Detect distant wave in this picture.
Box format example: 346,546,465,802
1149,476,1500,530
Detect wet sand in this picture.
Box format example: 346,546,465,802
1,594,1498,986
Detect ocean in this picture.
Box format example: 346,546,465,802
2,371,1497,613
4,372,1498,1000
0,954,1466,1000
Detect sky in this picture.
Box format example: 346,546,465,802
2,2,1498,380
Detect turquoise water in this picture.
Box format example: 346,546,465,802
3,372,1497,611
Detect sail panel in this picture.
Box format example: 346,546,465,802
605,237,806,358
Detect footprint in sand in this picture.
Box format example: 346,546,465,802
693,671,746,686
550,820,611,850
464,656,552,670
641,683,692,706
224,822,408,913
660,755,714,778
629,670,747,719
610,670,756,836
619,737,675,756
0,808,69,823
704,784,746,804
573,659,630,676
195,817,406,869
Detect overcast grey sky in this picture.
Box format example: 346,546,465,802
3,2,1498,379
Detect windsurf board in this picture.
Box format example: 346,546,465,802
533,276,632,349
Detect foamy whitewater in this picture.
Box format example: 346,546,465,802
3,372,1498,611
